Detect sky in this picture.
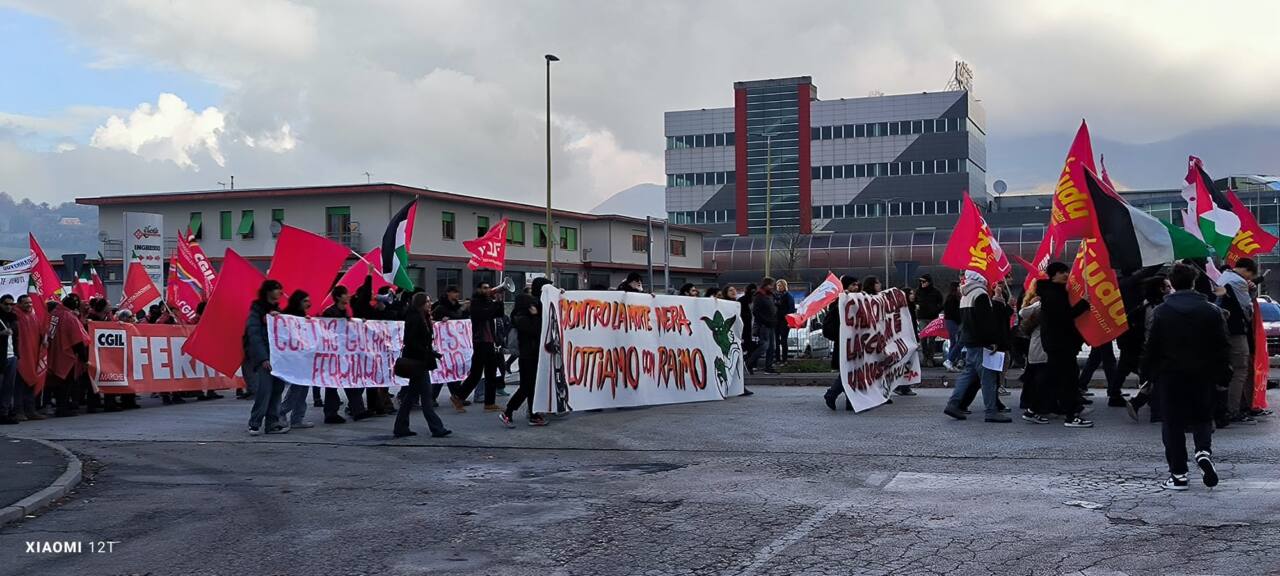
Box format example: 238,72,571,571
1,0,1279,211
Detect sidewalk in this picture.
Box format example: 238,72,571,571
750,362,1280,388
0,436,81,524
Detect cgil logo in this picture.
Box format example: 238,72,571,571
97,331,126,348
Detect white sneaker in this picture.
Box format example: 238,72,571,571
943,360,956,372
248,426,261,436
292,421,315,429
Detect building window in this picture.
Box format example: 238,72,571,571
670,238,686,257
726,132,735,146
833,125,844,139
855,124,866,138
238,210,255,239
189,212,203,240
889,122,900,136
507,220,525,246
325,206,352,243
477,215,490,236
811,167,821,180
533,223,548,248
821,165,833,180
270,209,284,237
219,211,232,240
632,234,648,253
442,211,455,240
560,226,578,251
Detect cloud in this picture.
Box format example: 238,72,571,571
89,93,226,169
243,124,297,153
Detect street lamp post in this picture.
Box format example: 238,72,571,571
882,198,896,286
545,54,559,278
764,134,773,278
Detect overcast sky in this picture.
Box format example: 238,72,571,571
2,0,1279,210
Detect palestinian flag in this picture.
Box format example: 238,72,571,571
1182,156,1240,256
1082,163,1208,270
380,200,418,291
72,268,95,300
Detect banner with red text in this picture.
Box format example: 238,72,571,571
430,319,473,383
533,288,745,413
267,314,407,388
88,322,243,394
837,289,921,412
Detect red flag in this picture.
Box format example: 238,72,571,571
119,260,162,314
1066,237,1128,346
176,230,218,296
165,253,203,324
1224,190,1279,267
786,272,840,329
1048,121,1098,246
1012,254,1048,295
940,192,1011,286
28,234,62,304
268,225,352,316
14,307,47,394
919,317,949,339
1252,300,1269,410
46,303,88,381
1099,154,1115,189
72,269,95,301
91,266,106,300
183,250,265,377
463,218,509,271
318,247,391,312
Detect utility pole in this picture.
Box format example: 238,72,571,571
544,54,559,278
646,216,655,291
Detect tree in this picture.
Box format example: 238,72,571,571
772,231,808,282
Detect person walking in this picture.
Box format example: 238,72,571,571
1017,289,1052,423
0,295,17,425
746,279,779,374
1141,263,1229,490
500,277,552,428
320,285,367,423
277,291,315,429
915,275,945,367
1037,262,1094,428
942,281,963,371
394,292,452,438
822,276,861,410
774,279,796,365
1126,275,1172,421
1106,268,1164,408
245,280,288,435
431,285,470,406
450,282,506,412
1077,341,1117,403
943,271,1009,423
1217,257,1258,425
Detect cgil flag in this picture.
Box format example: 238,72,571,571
463,217,509,271
1081,163,1209,270
940,191,1011,286
1047,120,1099,247
119,257,162,314
176,229,218,296
1223,189,1279,267
380,200,419,290
165,252,203,324
1182,156,1240,257
786,271,841,329
1066,237,1128,346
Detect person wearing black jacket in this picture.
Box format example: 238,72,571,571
352,278,396,416
773,279,796,364
430,286,469,405
451,282,507,412
0,295,16,425
501,277,552,427
915,275,944,367
746,279,778,374
618,272,644,293
394,292,451,438
1142,263,1230,490
321,285,368,423
1037,262,1093,428
822,276,860,410
944,272,1009,422
1107,267,1163,407
244,280,287,435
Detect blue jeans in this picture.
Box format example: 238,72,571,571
248,366,285,429
279,384,310,425
948,346,999,416
945,320,963,365
747,326,776,370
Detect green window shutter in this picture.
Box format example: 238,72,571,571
477,216,490,236
561,227,578,251
533,223,547,248
507,221,525,245
325,206,351,217
220,211,232,240
238,210,255,237
189,212,202,239
271,209,284,223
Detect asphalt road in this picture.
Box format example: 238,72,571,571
1,387,1278,576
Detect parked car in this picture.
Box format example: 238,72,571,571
1260,301,1280,356
787,315,832,358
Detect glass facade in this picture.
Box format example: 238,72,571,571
743,84,801,234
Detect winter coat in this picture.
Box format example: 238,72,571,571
402,309,440,370
321,304,350,320
943,291,961,322
431,298,469,320
469,294,504,345
738,294,754,344
991,298,1014,352
242,300,275,369
775,291,796,327
512,291,543,357
916,284,944,321
1019,301,1046,364
1217,270,1254,336
824,300,841,370
957,278,1000,348
1035,279,1089,356
1141,290,1232,423
752,290,778,331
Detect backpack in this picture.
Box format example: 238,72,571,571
821,305,840,342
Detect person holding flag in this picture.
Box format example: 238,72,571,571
1038,263,1094,428
1217,257,1260,426
47,293,90,418
244,280,288,436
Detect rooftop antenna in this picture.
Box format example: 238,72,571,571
217,181,226,190
363,171,372,184
230,175,234,190
946,60,974,93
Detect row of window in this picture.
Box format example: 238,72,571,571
441,211,579,251
666,132,736,150
197,209,287,241
811,117,967,141
629,235,687,256
812,199,964,220
667,171,736,188
667,209,737,225
812,158,965,180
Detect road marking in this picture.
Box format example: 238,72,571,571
726,498,862,576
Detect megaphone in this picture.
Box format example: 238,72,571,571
496,276,517,293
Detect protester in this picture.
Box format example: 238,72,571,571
450,282,506,413
822,275,860,411
319,285,365,423
244,280,288,435
704,287,721,299
1108,268,1163,408
0,295,16,425
354,279,396,416
1038,262,1094,428
915,275,944,367
1218,257,1258,425
502,277,553,428
724,286,739,301
745,279,778,374
430,285,470,406
394,292,452,438
618,272,644,293
1017,288,1051,423
1077,342,1117,404
942,280,963,371
1142,263,1229,490
277,290,315,429
1127,276,1172,421
48,294,89,418
943,271,1008,423
678,283,699,297
774,279,796,365
12,295,43,421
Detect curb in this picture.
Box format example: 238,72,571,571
0,438,83,525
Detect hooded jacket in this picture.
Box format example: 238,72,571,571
1217,269,1254,336
915,275,944,320
1141,290,1232,422
1035,279,1089,356
957,272,1000,348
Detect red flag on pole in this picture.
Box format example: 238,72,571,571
1252,299,1269,410
1066,237,1128,346
1048,120,1099,246
165,253,203,324
786,272,841,329
463,218,509,271
27,234,62,305
1224,189,1279,267
119,260,162,314
1012,254,1048,295
90,266,106,300
940,192,1011,286
183,250,266,377
318,247,391,312
176,230,218,296
268,225,352,316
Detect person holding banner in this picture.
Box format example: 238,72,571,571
278,291,316,429
501,276,552,428
244,280,288,436
320,285,361,424
431,286,470,407
394,292,451,438
450,282,506,413
822,275,860,411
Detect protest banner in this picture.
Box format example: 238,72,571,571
533,287,745,413
837,288,922,412
431,319,473,383
267,314,407,388
88,321,243,394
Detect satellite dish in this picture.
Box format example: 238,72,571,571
993,179,1008,195
97,231,109,243
269,220,283,236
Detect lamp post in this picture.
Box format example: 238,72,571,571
882,198,897,286
748,129,780,277
545,54,559,278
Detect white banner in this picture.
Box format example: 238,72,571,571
266,314,407,388
838,288,922,412
430,319,473,383
533,287,745,413
124,212,165,292
0,273,28,301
